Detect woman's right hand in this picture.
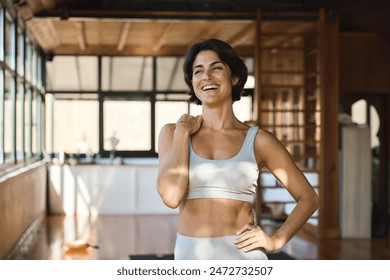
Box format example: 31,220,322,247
175,114,202,135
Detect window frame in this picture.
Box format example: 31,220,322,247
0,2,45,173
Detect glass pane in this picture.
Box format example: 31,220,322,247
46,56,98,91
37,52,43,90
0,69,3,163
4,73,15,162
17,28,25,76
102,57,152,91
189,103,202,116
31,48,37,86
155,101,188,151
24,88,32,156
16,82,24,160
156,57,187,91
25,40,32,81
5,12,15,70
45,94,53,154
243,57,253,74
32,92,38,154
244,75,255,89
37,94,43,155
0,7,4,60
103,100,151,151
233,96,252,122
52,97,99,154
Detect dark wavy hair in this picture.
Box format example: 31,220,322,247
183,38,248,105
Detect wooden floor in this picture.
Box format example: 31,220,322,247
18,214,390,260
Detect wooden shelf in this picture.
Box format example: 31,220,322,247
261,70,320,75
260,109,320,113
261,124,320,128
262,185,319,190
261,84,320,88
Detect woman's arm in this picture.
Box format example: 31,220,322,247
235,129,319,252
157,115,202,208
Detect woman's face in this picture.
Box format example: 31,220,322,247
191,50,235,106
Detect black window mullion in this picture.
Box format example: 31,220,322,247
151,56,156,153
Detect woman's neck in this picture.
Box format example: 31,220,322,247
200,105,239,131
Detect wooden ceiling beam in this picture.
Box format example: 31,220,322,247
75,21,87,50
152,22,174,53
26,0,45,14
26,18,60,51
40,0,58,10
191,22,222,46
230,23,255,47
117,22,132,51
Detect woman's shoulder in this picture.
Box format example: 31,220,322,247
160,122,176,131
254,127,282,148
159,123,176,137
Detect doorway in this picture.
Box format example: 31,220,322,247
341,94,389,237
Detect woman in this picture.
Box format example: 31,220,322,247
157,38,319,260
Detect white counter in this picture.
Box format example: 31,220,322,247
48,163,177,215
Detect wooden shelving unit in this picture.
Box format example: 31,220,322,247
254,15,321,226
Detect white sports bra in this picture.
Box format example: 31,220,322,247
187,126,259,203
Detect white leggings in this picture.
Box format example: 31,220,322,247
174,233,268,260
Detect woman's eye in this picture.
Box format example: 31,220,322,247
194,70,202,75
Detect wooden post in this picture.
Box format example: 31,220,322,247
318,8,340,239
254,8,262,124
254,8,263,224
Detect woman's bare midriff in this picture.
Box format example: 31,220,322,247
178,199,254,237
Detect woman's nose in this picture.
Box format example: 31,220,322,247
202,70,213,80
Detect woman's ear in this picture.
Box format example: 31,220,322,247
232,76,239,86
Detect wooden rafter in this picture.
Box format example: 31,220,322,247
152,22,174,53
40,0,58,10
26,18,60,51
75,21,87,50
191,22,221,43
26,0,45,14
230,23,255,47
117,22,132,51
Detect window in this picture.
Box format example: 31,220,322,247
0,7,4,61
4,72,15,163
46,56,98,91
0,69,3,163
5,12,15,70
16,82,24,161
0,4,44,170
31,91,38,155
25,39,32,82
103,99,151,151
46,94,99,154
102,57,153,91
24,88,32,157
17,27,24,76
155,100,188,151
31,48,38,86
156,57,187,91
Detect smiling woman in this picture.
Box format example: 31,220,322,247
157,38,319,260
